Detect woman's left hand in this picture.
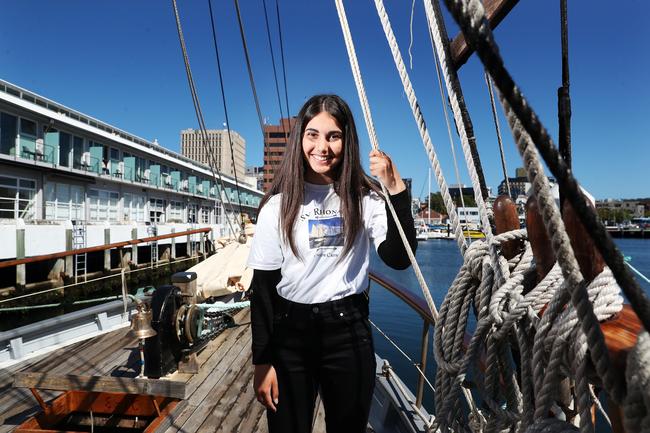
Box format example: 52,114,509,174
369,149,406,195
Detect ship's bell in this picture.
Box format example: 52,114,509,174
129,307,157,339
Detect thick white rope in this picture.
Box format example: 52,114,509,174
433,229,624,433
337,0,467,255
334,0,439,323
421,0,493,242
497,93,625,405
623,331,650,433
425,15,468,217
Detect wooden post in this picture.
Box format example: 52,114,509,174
104,226,111,272
65,223,73,278
525,196,555,283
171,228,177,260
16,219,26,290
415,322,430,408
131,227,138,265
493,194,523,259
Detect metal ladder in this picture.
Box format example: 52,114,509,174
72,220,87,283
148,224,158,268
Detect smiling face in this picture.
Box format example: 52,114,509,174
302,111,344,184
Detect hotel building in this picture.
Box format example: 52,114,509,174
0,79,263,288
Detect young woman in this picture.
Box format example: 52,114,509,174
247,94,416,433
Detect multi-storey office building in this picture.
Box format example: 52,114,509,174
0,79,262,266
262,117,294,192
180,128,246,179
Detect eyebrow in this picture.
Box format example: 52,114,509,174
304,127,342,134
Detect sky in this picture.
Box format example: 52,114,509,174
1,0,648,200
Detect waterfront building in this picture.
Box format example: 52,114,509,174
0,79,263,288
245,165,264,191
262,117,295,192
457,207,480,227
180,128,246,179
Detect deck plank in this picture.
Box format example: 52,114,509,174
198,354,255,432
165,333,252,432
0,307,282,433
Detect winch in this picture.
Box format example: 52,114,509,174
144,271,237,378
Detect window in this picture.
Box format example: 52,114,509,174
123,193,146,222
187,204,198,223
45,183,85,221
88,189,119,221
72,136,85,169
215,204,222,225
149,198,166,223
201,206,212,224
169,201,184,222
20,118,36,137
58,132,71,167
0,175,36,220
268,132,289,139
1,112,17,155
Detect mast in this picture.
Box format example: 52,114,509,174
428,168,431,226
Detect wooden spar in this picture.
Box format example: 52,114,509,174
449,0,520,70
0,227,211,270
493,194,523,260
525,196,556,283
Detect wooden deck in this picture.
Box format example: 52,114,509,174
0,308,328,433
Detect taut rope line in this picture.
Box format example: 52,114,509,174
334,0,440,323
336,0,467,255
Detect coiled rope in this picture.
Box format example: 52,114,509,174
440,0,650,338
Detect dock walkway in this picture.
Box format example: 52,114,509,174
0,309,329,432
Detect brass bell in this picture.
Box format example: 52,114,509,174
129,307,157,339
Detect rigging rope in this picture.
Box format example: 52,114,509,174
497,93,625,406
421,0,494,244
233,0,266,141
261,0,289,140
275,0,291,121
207,0,246,229
337,0,467,254
333,0,439,324
424,17,468,216
440,0,650,336
171,0,239,238
485,72,511,198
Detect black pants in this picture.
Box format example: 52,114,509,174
268,293,376,433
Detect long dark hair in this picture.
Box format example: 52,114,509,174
259,94,381,259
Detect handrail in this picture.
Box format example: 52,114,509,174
369,271,435,325
369,270,434,409
0,227,211,269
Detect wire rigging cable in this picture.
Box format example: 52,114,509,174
261,0,289,140
207,0,246,229
275,0,291,122
485,72,511,198
171,0,239,238
441,0,650,335
233,0,266,141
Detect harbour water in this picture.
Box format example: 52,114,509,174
368,238,650,412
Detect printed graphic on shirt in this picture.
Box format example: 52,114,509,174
308,216,344,249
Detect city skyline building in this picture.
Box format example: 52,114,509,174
263,117,295,192
181,128,246,180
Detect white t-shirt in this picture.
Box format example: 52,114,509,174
247,182,387,304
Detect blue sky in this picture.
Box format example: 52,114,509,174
2,1,648,199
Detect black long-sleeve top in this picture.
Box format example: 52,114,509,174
250,189,416,364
